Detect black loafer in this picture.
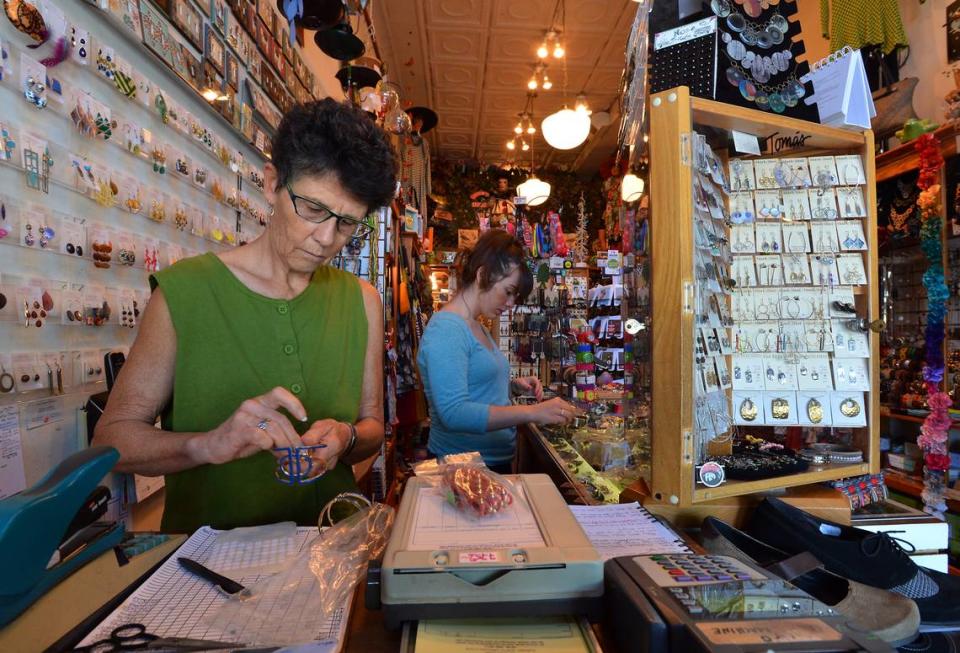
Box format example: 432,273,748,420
747,497,960,627
702,517,920,646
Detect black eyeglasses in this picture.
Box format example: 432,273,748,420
285,184,373,239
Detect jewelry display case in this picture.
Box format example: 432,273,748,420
645,86,879,509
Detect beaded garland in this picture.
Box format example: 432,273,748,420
915,133,952,519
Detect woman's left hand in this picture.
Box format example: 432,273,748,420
511,376,544,401
301,419,352,478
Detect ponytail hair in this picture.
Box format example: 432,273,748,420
455,229,533,301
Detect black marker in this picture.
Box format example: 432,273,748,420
178,557,246,594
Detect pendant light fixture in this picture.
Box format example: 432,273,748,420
315,12,365,61
517,108,550,207
540,0,591,151
620,173,645,202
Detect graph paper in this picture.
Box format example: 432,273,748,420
77,527,349,651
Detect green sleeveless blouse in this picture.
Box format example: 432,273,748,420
150,253,366,532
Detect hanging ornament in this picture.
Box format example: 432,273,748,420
384,105,411,135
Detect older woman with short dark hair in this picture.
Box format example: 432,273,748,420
94,99,397,532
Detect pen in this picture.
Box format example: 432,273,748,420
178,556,247,595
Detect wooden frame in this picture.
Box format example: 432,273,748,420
648,87,879,507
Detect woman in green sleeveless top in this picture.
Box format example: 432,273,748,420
93,100,398,532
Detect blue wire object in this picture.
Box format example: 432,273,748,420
273,445,327,485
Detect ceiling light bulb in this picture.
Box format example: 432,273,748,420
527,78,538,90
553,43,565,58
537,43,549,58
643,134,649,143
527,125,536,134
202,88,220,102
506,140,516,150
521,141,530,151
517,176,551,206
542,76,553,90
514,123,523,134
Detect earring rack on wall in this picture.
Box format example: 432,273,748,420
0,0,280,507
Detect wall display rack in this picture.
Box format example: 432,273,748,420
646,86,879,508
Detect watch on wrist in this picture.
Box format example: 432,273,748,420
342,423,358,457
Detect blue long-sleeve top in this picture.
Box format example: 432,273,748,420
416,312,515,466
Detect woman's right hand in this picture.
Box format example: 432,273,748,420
188,387,309,465
529,397,580,425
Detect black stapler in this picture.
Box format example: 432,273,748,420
0,447,125,626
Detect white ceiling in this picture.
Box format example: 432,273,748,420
372,0,638,173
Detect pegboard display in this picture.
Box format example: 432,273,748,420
650,16,718,99
0,0,290,497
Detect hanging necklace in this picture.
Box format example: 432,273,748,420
722,55,806,113
888,204,914,234
711,0,789,47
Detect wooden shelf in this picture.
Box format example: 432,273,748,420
694,463,870,502
880,408,960,428
875,122,960,182
883,468,960,513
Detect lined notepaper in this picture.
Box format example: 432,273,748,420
77,527,348,651
570,502,691,560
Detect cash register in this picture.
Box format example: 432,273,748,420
603,553,892,653
369,474,604,630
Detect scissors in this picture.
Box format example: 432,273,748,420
74,622,243,652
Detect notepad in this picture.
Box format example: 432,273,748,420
569,502,691,560
414,617,599,653
801,47,876,130
77,526,349,651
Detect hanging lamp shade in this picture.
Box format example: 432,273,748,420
541,107,590,150
300,0,344,30
335,56,382,90
314,21,365,61
621,174,644,202
517,176,551,206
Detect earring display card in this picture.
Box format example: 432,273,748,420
731,224,756,254
835,154,866,185
728,192,756,224
836,252,867,286
782,254,812,285
754,191,784,221
781,158,813,188
651,16,718,98
831,319,869,358
833,357,870,391
831,391,867,427
733,256,757,287
836,220,867,250
828,287,856,317
754,223,783,253
811,222,839,253
782,190,812,221
755,254,783,286
782,223,810,254
797,391,834,426
763,391,799,426
753,159,780,190
729,159,757,191
796,354,834,391
762,358,798,391
733,356,766,390
809,188,839,220
808,156,840,186
810,254,839,286
837,187,866,219
734,390,766,425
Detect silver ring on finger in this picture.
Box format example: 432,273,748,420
257,418,270,431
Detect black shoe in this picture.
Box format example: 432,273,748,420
748,497,960,627
702,517,920,646
899,632,960,652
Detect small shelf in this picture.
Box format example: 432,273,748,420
880,408,960,428
694,463,870,502
883,468,960,513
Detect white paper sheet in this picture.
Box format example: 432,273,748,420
569,502,690,560
0,405,26,500
78,527,348,651
408,485,546,551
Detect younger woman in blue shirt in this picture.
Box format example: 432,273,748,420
417,230,578,473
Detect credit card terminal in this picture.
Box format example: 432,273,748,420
603,554,892,653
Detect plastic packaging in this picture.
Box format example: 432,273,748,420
412,451,484,476
205,504,394,645
440,464,516,517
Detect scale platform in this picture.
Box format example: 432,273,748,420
372,474,603,630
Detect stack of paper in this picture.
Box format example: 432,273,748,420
569,502,690,560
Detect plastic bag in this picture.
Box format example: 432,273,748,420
440,463,516,517
204,504,394,645
412,451,484,476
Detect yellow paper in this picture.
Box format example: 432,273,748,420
415,617,592,653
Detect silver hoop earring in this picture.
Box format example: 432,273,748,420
269,205,275,216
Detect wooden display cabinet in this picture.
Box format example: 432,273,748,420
646,86,880,508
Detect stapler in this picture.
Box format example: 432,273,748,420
0,447,125,626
